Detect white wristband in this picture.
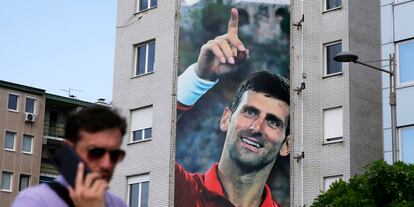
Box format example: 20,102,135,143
177,63,218,106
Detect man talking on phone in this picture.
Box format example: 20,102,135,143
12,106,127,207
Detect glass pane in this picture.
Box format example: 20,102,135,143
137,45,147,75
19,175,30,191
133,130,143,142
5,131,15,150
141,181,149,207
150,0,157,8
327,0,341,10
1,172,12,190
401,127,414,164
144,128,152,139
147,42,155,73
25,98,35,113
23,135,33,152
8,94,18,110
399,41,414,84
140,0,148,11
129,183,140,207
327,43,342,74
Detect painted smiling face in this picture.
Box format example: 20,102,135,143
220,90,289,172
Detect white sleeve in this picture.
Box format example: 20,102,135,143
177,63,218,106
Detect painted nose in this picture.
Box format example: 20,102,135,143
249,117,265,133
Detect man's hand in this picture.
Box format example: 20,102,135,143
68,163,107,207
195,8,249,81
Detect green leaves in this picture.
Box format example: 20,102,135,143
312,161,414,207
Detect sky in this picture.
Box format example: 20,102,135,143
0,0,117,103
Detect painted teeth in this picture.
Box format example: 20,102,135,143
242,138,261,148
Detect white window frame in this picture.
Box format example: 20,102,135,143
4,130,17,151
398,125,414,164
1,171,13,192
130,106,153,143
323,106,344,143
127,173,150,207
396,39,414,87
323,175,343,191
134,40,156,77
24,96,37,114
22,134,34,154
323,40,343,77
136,0,157,13
324,0,342,12
7,93,19,112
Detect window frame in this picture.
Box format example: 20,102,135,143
4,131,17,151
131,127,152,143
7,93,19,112
136,0,157,13
18,174,30,191
127,173,150,207
398,125,414,164
134,40,156,77
24,96,37,114
22,134,34,154
324,0,342,12
323,106,344,144
323,40,343,77
1,171,13,192
396,39,414,87
129,106,153,144
323,175,343,191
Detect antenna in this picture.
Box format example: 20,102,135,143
60,88,82,99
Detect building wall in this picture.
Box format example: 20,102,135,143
0,86,45,206
381,0,414,163
111,0,178,206
291,0,381,205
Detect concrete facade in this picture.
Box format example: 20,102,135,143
111,0,179,206
290,0,382,205
381,0,414,164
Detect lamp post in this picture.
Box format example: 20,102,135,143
334,51,397,163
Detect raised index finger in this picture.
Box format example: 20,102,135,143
227,8,239,36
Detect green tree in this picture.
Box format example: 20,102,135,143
312,161,414,207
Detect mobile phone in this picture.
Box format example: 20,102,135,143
53,144,91,187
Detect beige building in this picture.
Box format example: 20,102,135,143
0,80,93,206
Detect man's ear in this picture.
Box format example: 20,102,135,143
220,107,231,132
279,135,292,157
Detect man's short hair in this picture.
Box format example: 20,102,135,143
65,106,127,143
229,71,290,112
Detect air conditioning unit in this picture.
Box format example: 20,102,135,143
25,113,36,122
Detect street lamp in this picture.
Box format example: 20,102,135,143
334,51,397,163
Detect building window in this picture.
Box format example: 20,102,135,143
4,131,16,151
325,0,341,10
22,135,33,154
128,174,150,207
323,107,343,143
18,174,30,191
323,175,343,191
25,97,36,114
130,106,153,143
400,126,414,164
324,41,342,76
135,41,155,76
1,171,13,191
137,0,157,12
8,93,19,111
398,40,414,86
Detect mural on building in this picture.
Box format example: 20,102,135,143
176,0,290,205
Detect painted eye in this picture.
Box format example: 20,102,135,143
267,119,282,129
244,109,257,118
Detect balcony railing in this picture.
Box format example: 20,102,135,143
43,121,65,139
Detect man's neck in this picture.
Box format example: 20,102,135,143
217,159,273,207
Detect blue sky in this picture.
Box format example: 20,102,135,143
0,0,117,103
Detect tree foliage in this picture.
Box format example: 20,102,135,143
312,161,414,207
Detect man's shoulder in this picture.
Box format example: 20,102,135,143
12,183,67,207
105,191,128,207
